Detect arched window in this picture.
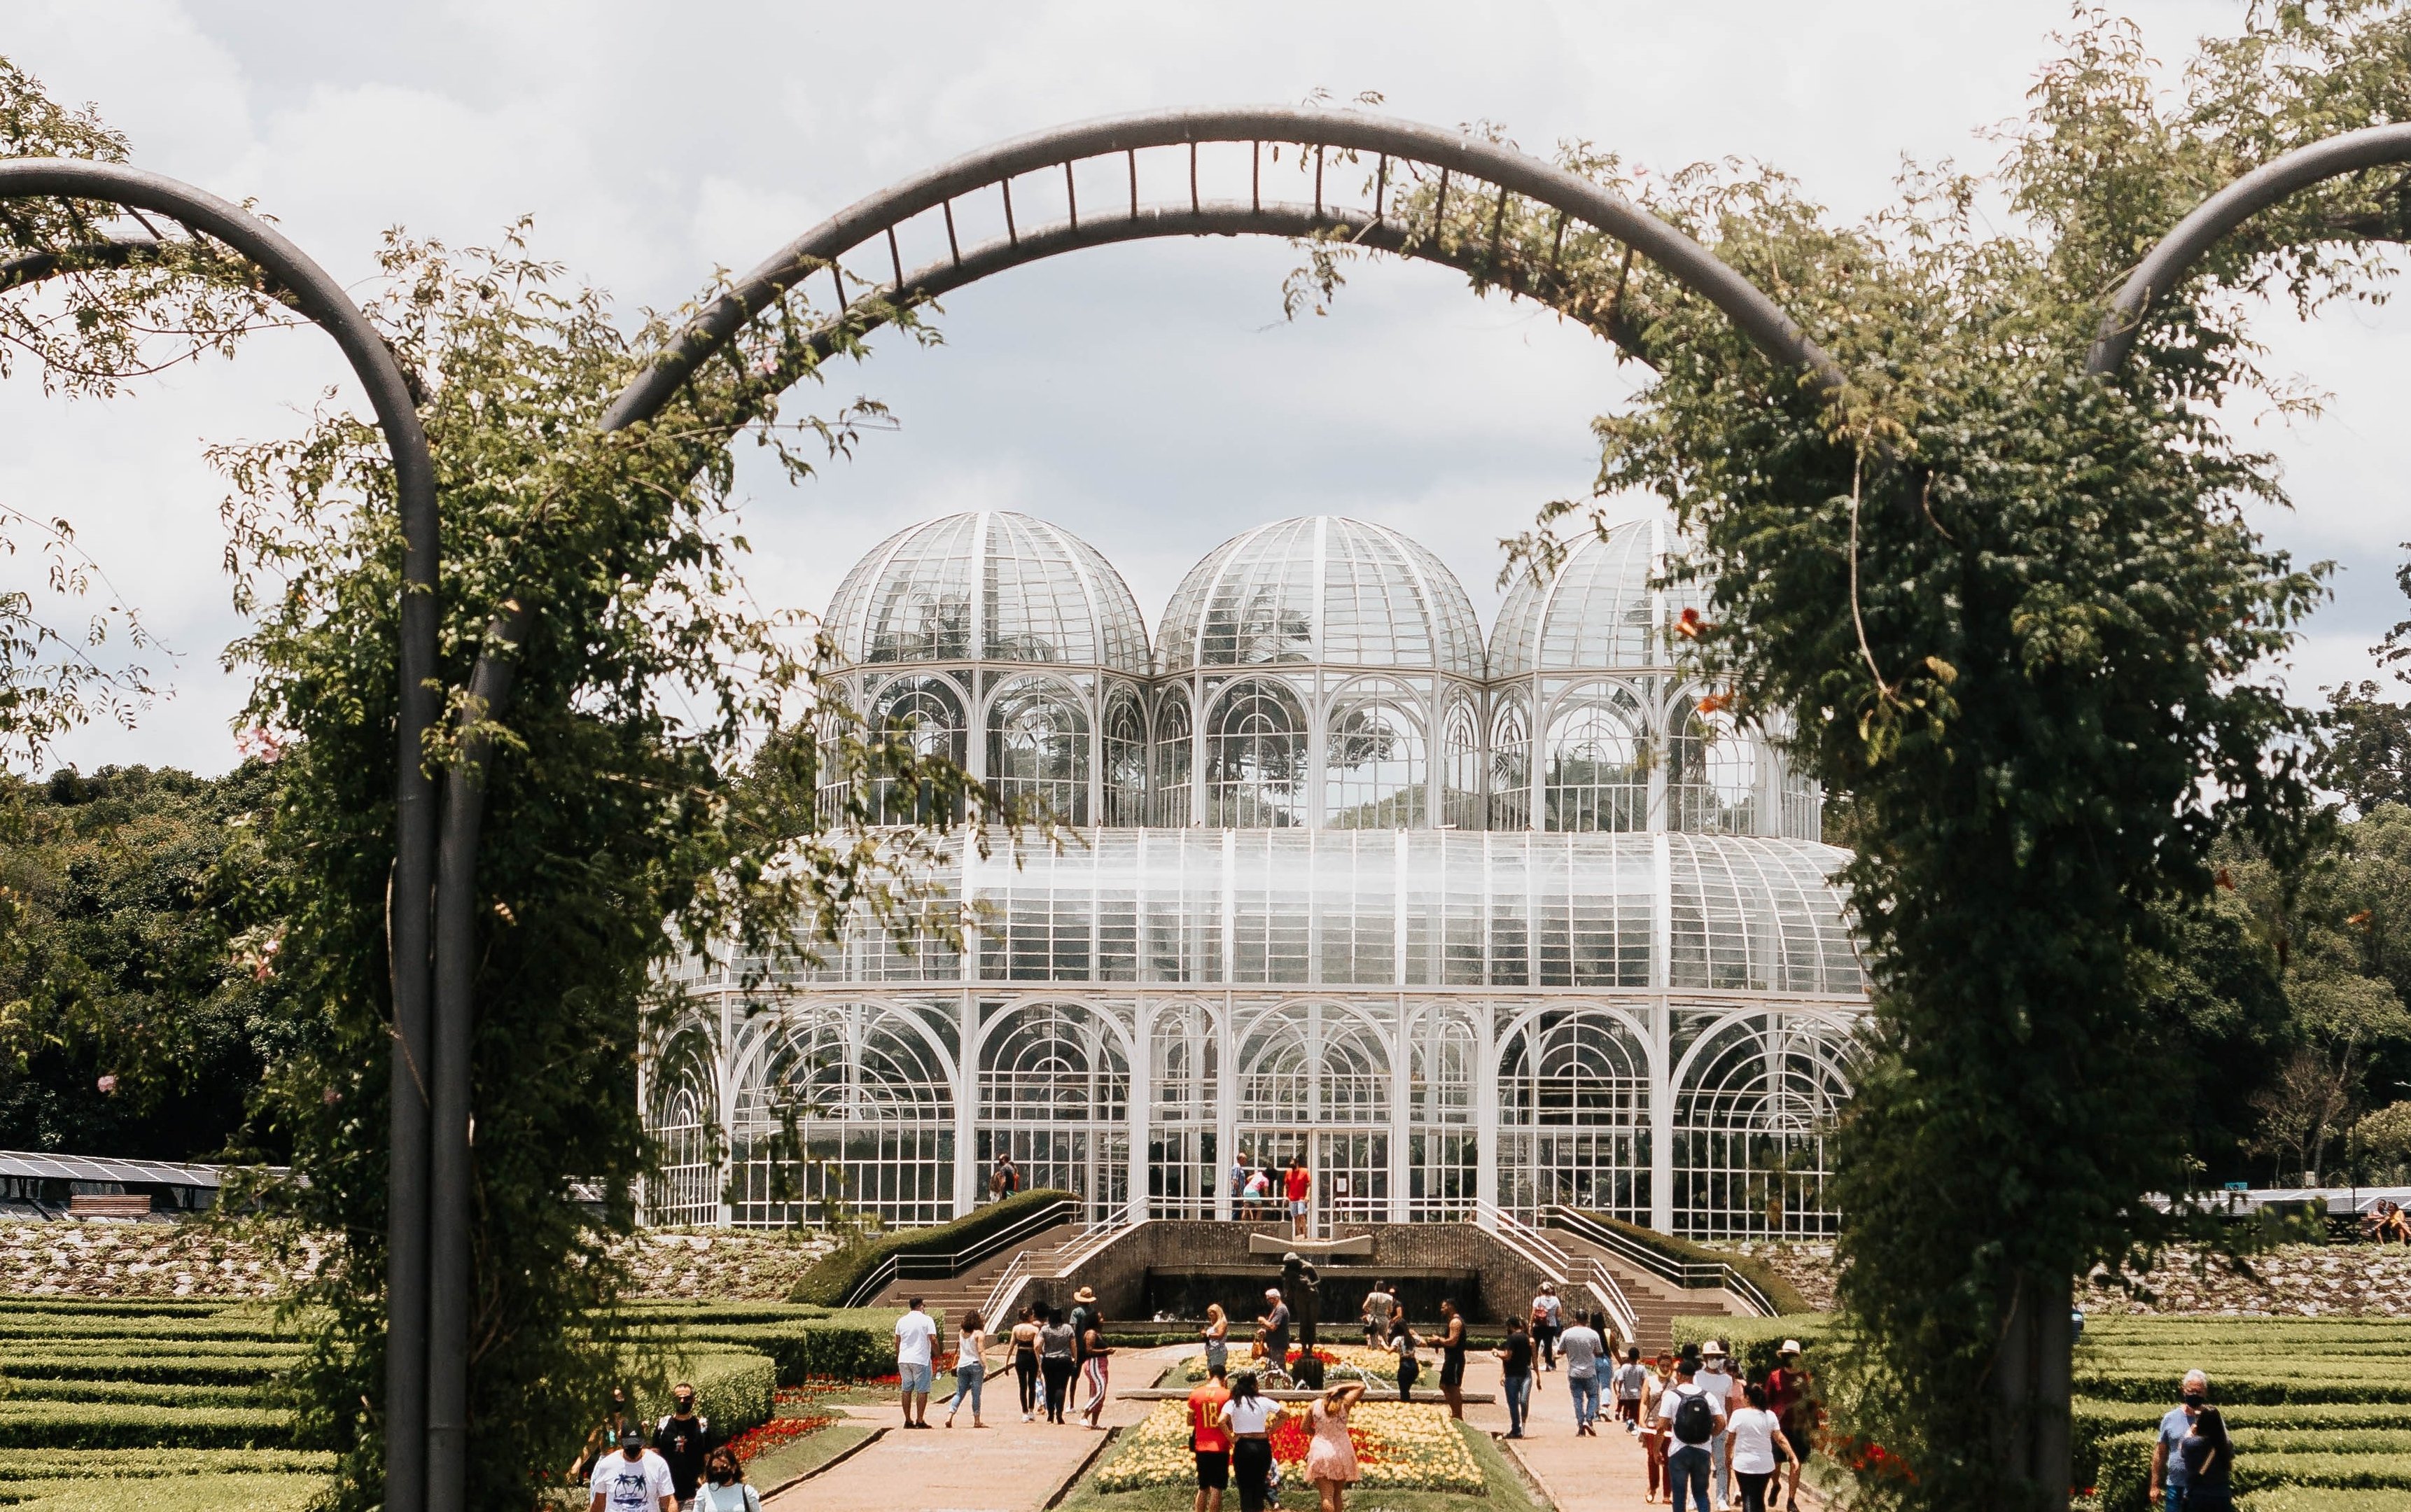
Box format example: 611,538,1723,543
979,1002,1132,1220
1544,685,1647,831
645,1055,719,1227
988,676,1089,823
1668,695,1758,834
1497,1009,1651,1223
1152,689,1194,826
1489,690,1531,832
1206,678,1308,827
1409,1009,1479,1219
1236,1003,1392,1223
1101,685,1147,826
1325,679,1426,829
734,1002,956,1229
869,675,968,824
1440,692,1483,831
1673,1013,1851,1239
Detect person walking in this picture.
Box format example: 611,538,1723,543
1726,1382,1798,1512
1011,1306,1043,1422
2179,1406,2234,1512
1360,1280,1396,1347
2151,1371,2211,1512
947,1308,989,1428
1191,1359,1234,1512
1388,1317,1423,1403
1639,1353,1672,1504
1079,1303,1114,1429
1039,1307,1077,1424
1530,1284,1563,1372
1613,1347,1649,1434
1284,1156,1313,1238
1221,1371,1285,1512
652,1380,716,1508
1259,1288,1292,1375
1304,1378,1369,1512
1657,1352,1725,1512
589,1425,677,1512
1560,1310,1605,1434
1495,1318,1535,1439
694,1448,761,1512
1203,1303,1232,1379
895,1298,939,1430
1698,1341,1737,1510
1764,1340,1812,1512
1435,1300,1467,1420
1069,1287,1100,1415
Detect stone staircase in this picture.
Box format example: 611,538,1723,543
867,1218,1086,1322
1545,1223,1729,1353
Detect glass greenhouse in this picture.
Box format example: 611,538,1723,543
646,512,1866,1240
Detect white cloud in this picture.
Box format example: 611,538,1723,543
7,0,2405,776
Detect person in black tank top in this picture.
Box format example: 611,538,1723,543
1436,1301,1467,1420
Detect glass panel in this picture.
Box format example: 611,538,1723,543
1672,1011,1849,1239
1207,678,1308,827
1325,680,1427,829
988,676,1090,824
1668,693,1758,835
1544,683,1649,832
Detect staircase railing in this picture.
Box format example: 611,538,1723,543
1578,1255,1642,1349
837,1196,1080,1308
979,1248,1035,1324
1472,1200,1571,1284
1539,1205,1778,1319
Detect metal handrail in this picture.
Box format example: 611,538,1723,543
1579,1256,1641,1348
1540,1205,1778,1319
1472,1200,1570,1283
979,1248,1033,1324
837,1197,1079,1308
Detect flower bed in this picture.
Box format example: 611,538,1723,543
1093,1401,1481,1494
1177,1346,1398,1385
725,1411,839,1464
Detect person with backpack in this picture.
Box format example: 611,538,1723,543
650,1382,716,1508
1656,1352,1726,1512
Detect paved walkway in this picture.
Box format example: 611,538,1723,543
764,1347,1181,1512
1449,1356,1658,1512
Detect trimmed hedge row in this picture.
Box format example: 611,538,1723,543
788,1188,1077,1306
1,1377,263,1408
0,1447,334,1480
2095,1435,2411,1512
0,1471,326,1512
1669,1313,1826,1380
671,1321,894,1384
2243,1489,2411,1512
0,1316,291,1342
0,1296,234,1317
1574,1212,1812,1315
0,1401,291,1450
2076,1371,2411,1406
4,1352,290,1386
624,1300,832,1324
627,1351,777,1438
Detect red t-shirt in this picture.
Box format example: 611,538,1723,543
1189,1382,1231,1452
1284,1167,1311,1203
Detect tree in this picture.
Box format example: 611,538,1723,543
2319,682,2411,815
2352,1100,2411,1182
0,762,292,1161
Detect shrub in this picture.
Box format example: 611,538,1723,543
671,1321,893,1384
1669,1315,1829,1380
2076,1371,2411,1406
0,1447,335,1480
0,1471,327,1512
787,1189,1077,1307
0,1317,292,1343
0,1378,263,1408
2244,1489,2411,1512
0,1401,291,1450
624,1352,776,1439
1574,1212,1812,1315
1,1352,291,1387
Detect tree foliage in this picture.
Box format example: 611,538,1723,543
0,762,292,1161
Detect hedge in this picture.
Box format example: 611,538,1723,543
1669,1313,1829,1380
0,1297,235,1316
670,1320,894,1384
624,1300,833,1324
0,1316,291,1343
0,1377,264,1408
0,1471,326,1512
788,1188,1077,1306
2075,1371,2411,1406
3,1352,291,1386
2096,1438,2411,1512
1572,1212,1812,1315
2243,1490,2411,1512
0,1401,292,1450
619,1350,776,1438
0,1447,334,1480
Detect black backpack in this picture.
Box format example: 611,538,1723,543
1672,1388,1715,1446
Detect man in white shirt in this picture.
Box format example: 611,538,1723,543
1656,1354,1726,1512
1558,1311,1606,1435
1698,1341,1737,1511
1360,1282,1397,1347
895,1296,939,1429
590,1426,676,1512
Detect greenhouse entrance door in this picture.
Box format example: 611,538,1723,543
1239,1127,1388,1233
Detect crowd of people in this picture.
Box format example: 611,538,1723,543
574,1380,762,1512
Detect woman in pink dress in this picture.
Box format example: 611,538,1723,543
1304,1379,1368,1512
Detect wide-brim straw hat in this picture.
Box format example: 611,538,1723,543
1780,1338,1803,1354
1073,1287,1098,1303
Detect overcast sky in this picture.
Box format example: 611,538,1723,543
10,0,2409,777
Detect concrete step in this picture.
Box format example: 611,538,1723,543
867,1220,1084,1312
1545,1226,1742,1354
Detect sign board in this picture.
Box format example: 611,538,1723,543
2223,1182,2250,1193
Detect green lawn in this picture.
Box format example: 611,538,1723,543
1056,1422,1545,1512
744,1420,881,1489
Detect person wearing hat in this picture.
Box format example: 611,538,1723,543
1698,1341,1736,1511
1069,1287,1100,1415
589,1423,677,1512
1765,1340,1812,1512
1259,1288,1292,1374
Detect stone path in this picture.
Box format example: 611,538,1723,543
1451,1356,1658,1512
764,1347,1180,1512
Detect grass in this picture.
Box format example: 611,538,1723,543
745,1420,880,1488
0,1471,328,1511
1055,1422,1545,1512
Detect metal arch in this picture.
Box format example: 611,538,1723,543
601,106,1845,433
2088,121,2411,376
0,160,439,1512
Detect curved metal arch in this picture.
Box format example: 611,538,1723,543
0,160,442,1512
1667,1002,1860,1096
601,106,1844,434
2088,122,2411,376
967,993,1139,1071
1490,999,1661,1083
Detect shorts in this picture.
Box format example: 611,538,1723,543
1196,1449,1231,1488
1782,1424,1812,1462
1290,1199,1308,1216
900,1361,933,1393
1439,1358,1465,1390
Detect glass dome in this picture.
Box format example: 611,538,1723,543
825,510,1150,675
1489,517,1709,678
1158,516,1484,676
